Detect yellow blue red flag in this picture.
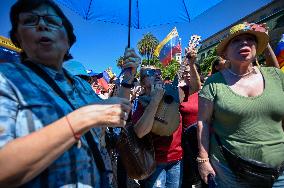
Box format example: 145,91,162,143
154,27,181,66
275,34,284,72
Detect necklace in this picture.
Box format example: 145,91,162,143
227,68,254,77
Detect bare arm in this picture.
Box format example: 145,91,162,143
264,43,280,68
118,48,140,100
118,84,132,99
197,96,215,183
184,49,202,94
0,100,131,187
197,97,213,158
0,117,76,187
134,88,164,138
188,60,202,94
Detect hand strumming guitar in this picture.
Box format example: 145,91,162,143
150,84,165,105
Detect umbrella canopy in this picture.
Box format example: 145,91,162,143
55,0,194,47
55,0,191,29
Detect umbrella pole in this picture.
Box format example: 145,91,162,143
127,0,132,48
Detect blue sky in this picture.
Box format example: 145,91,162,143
0,0,272,75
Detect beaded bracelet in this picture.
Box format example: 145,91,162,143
196,156,209,163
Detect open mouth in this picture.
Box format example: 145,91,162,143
154,78,163,84
39,37,52,44
239,48,251,54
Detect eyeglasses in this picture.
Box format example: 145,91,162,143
19,13,63,29
142,69,162,77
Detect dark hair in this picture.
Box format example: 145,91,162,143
211,57,222,74
9,0,76,61
164,76,170,81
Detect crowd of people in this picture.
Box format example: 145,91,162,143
0,0,283,188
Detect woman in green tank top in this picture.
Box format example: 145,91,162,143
197,22,284,188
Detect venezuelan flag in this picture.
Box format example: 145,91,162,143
105,68,115,79
103,70,111,83
275,34,284,71
98,77,109,91
154,27,181,66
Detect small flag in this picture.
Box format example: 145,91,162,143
103,71,111,83
275,34,284,71
105,67,115,79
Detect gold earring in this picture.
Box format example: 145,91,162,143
255,57,260,68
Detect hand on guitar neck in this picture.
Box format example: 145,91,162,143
185,47,197,64
178,35,202,92
184,34,201,65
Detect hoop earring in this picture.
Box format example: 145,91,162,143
255,57,260,68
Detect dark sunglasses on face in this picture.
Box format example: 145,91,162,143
143,69,162,77
19,13,63,28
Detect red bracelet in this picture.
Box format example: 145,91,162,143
65,115,81,140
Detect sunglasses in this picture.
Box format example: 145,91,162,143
142,69,162,77
19,13,63,29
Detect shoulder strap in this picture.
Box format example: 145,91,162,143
22,60,75,109
214,132,222,147
21,60,106,172
213,131,227,157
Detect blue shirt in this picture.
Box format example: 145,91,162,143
0,61,110,187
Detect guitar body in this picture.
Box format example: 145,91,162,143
152,34,202,136
151,77,180,136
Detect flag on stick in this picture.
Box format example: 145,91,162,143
154,27,181,66
275,34,284,72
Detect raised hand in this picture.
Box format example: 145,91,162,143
123,47,141,75
185,47,197,64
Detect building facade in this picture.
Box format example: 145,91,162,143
197,0,284,63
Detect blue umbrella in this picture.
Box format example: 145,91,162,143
55,0,192,29
55,0,194,47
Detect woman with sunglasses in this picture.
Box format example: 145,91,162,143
0,0,136,187
117,46,200,187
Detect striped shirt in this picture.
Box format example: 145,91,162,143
0,61,111,188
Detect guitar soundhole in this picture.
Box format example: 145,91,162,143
164,95,173,104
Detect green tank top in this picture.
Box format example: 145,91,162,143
199,67,284,167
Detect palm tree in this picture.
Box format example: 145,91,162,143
116,56,124,69
200,47,218,75
137,33,159,65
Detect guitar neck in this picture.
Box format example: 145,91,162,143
177,35,201,81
